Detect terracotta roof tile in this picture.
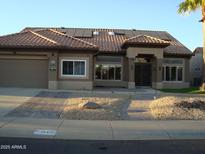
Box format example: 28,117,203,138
122,35,170,47
0,27,192,56
0,29,98,50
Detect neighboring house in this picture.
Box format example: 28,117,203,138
0,27,192,90
190,47,203,87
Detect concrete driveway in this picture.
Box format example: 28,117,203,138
0,88,42,118
0,88,71,119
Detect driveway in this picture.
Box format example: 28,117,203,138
0,89,71,119
0,87,156,120
0,88,41,118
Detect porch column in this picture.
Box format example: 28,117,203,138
48,52,58,90
152,58,163,89
128,58,135,89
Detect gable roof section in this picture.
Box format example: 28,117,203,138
0,29,98,50
122,35,170,47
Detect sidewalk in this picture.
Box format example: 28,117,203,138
0,117,205,140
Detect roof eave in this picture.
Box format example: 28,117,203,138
0,45,99,52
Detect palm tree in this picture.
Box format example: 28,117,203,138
178,0,205,90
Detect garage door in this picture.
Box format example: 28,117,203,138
0,59,48,88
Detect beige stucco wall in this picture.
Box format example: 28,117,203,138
126,47,164,89
58,81,93,90
0,49,191,90
94,80,127,88
50,52,94,90
126,47,164,59
190,52,203,85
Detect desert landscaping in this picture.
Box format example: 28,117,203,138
60,97,129,120
150,96,205,120
5,92,130,120
4,91,205,120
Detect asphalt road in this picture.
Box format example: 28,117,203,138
0,137,205,154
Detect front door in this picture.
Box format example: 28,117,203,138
135,63,152,86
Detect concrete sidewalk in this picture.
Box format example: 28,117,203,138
0,117,205,140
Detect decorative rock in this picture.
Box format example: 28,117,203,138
176,100,205,110
78,102,102,109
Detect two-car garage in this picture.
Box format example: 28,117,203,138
0,58,48,88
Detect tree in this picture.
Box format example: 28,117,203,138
178,0,205,90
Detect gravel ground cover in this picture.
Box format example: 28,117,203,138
61,97,129,120
150,96,205,120
5,91,129,120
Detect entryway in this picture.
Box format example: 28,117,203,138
135,63,152,86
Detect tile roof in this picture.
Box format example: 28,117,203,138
0,29,98,50
122,35,170,47
0,27,192,56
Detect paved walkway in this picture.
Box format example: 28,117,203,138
127,93,157,120
0,117,205,140
127,100,154,120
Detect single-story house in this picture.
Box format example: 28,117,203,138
0,27,192,90
190,47,203,87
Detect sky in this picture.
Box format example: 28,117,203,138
0,0,203,51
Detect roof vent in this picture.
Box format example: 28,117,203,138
108,31,115,36
93,31,100,36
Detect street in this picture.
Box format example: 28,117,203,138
0,137,205,154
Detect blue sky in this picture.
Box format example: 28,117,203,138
0,0,202,51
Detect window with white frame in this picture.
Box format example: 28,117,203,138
95,64,122,80
61,59,86,77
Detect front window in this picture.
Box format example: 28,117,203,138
162,58,184,82
162,66,183,82
95,64,122,80
62,60,86,77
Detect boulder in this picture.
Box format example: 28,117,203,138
79,102,101,109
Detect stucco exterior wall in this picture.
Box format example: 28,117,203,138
190,52,203,86
52,52,94,90
94,81,127,88
0,49,191,90
126,47,164,59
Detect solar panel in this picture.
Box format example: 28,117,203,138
113,30,125,35
73,29,84,37
64,29,75,36
124,30,134,37
83,30,93,37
